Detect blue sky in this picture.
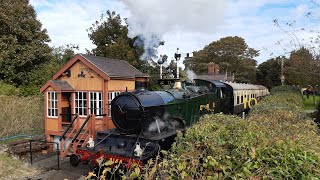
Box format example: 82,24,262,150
30,0,320,66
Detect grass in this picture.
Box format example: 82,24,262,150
303,94,320,110
0,95,44,138
0,151,40,179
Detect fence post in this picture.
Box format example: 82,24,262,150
29,140,33,165
56,143,60,170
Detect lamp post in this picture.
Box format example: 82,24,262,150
174,48,181,79
157,55,164,79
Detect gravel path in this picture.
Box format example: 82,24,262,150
26,157,91,180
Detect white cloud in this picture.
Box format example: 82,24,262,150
29,0,320,66
30,0,127,52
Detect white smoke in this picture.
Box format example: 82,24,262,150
186,68,197,81
147,113,184,133
122,0,226,59
148,117,166,133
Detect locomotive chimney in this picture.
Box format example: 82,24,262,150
173,81,182,89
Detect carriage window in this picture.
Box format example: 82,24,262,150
89,92,103,117
241,96,243,103
108,91,120,117
237,96,240,104
75,92,87,116
47,91,58,118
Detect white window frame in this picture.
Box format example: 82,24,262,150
89,92,103,118
47,91,58,118
108,91,121,117
75,92,87,117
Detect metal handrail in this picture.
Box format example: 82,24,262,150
93,129,116,149
71,114,92,143
29,140,60,169
59,114,78,141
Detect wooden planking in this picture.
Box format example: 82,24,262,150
47,118,59,131
9,135,45,146
108,80,135,91
59,61,104,91
9,135,48,154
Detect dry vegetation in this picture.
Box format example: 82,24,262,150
0,95,43,138
0,151,40,179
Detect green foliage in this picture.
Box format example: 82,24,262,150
303,95,320,110
0,81,19,96
0,81,39,96
270,85,301,94
87,10,143,68
0,0,52,86
184,36,259,83
133,86,320,179
256,56,286,89
284,47,320,86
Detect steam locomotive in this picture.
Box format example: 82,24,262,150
70,78,269,170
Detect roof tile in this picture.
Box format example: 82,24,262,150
80,54,149,78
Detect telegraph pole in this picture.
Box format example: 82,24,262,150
280,57,285,86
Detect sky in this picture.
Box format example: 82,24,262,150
30,0,320,67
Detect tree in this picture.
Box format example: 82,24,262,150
284,47,320,87
87,10,143,68
87,10,169,90
0,0,52,86
256,56,286,89
52,44,79,65
27,45,78,87
184,36,259,83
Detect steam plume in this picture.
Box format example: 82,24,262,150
122,0,226,60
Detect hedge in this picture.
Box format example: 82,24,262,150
88,86,320,179
133,85,320,179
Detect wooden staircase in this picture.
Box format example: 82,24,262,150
59,114,96,158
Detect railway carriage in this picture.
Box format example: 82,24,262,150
223,82,269,114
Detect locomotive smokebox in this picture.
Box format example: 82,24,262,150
111,91,173,134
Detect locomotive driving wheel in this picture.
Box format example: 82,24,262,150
70,154,81,167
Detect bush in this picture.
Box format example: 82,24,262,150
18,85,41,96
0,81,19,96
0,81,41,96
133,86,320,179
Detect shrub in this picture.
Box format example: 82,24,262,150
0,81,19,96
18,85,41,96
134,86,320,179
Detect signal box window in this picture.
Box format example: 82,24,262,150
47,91,58,118
75,92,87,116
108,92,121,117
90,92,103,117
